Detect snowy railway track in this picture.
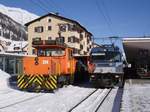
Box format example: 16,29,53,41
68,88,112,112
94,88,112,112
0,93,45,109
68,89,99,112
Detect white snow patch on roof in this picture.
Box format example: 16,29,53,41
123,37,150,41
0,36,28,53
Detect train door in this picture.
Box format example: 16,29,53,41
68,49,74,83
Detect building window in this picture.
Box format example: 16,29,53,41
68,36,79,43
68,36,74,43
0,29,2,36
59,24,66,32
87,47,89,51
32,49,36,55
80,34,83,41
56,37,65,43
68,24,77,31
48,18,51,22
87,38,89,44
32,37,41,41
48,37,52,40
47,26,52,31
73,48,79,54
84,51,87,55
80,44,83,50
89,45,92,48
34,26,43,33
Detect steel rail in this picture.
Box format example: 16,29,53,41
95,88,112,112
68,89,99,112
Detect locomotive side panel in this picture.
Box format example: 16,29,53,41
17,47,77,91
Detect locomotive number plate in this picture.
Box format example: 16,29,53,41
43,60,49,64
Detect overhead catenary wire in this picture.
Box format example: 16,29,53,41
30,0,51,13
101,0,113,28
45,0,72,16
30,0,71,17
38,0,56,13
94,0,114,35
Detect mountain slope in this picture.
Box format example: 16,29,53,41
0,4,39,25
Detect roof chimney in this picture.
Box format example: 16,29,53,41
55,12,59,15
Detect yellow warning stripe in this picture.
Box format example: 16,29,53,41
50,80,57,89
24,75,34,88
33,78,42,85
20,81,26,89
17,74,58,90
46,80,54,89
18,79,25,88
51,75,57,88
51,76,57,84
18,75,25,83
37,75,43,82
27,75,35,85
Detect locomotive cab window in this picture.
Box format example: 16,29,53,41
37,48,65,57
91,52,121,62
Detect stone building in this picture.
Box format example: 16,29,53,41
25,13,93,56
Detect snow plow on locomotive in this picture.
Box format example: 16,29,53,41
88,44,124,87
17,39,76,91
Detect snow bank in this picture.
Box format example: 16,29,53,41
121,79,150,112
0,69,10,90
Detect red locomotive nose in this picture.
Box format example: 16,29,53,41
88,61,95,73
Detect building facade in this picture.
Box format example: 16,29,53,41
25,13,93,56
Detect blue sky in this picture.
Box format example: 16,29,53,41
0,0,150,43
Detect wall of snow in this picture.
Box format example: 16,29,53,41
0,69,10,90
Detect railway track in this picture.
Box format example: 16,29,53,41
68,89,99,112
68,88,112,112
94,88,112,112
0,93,45,109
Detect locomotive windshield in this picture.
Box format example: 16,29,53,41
37,48,65,56
91,52,121,62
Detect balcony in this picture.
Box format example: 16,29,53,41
32,39,66,47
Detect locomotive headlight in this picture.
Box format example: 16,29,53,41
109,63,113,66
91,75,95,78
99,69,103,72
115,75,119,78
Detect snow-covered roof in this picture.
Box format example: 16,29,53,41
0,52,36,57
123,37,150,42
0,36,28,53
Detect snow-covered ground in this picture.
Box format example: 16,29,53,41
97,87,119,112
0,85,96,112
0,70,120,112
0,69,11,90
121,79,150,112
0,70,96,112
